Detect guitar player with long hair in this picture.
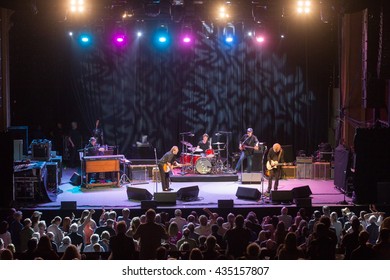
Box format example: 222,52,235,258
266,143,284,195
158,146,179,191
234,128,259,173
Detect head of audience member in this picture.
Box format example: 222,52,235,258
38,220,47,233
189,248,203,260
6,243,16,254
51,216,62,226
234,215,245,228
61,244,81,260
168,222,179,237
377,228,390,244
0,221,9,234
294,215,302,227
116,221,127,235
313,210,321,220
198,235,207,246
322,206,330,217
186,214,195,224
205,235,217,251
190,211,199,222
359,211,367,221
330,212,338,223
90,234,100,244
27,237,38,252
174,209,182,217
284,232,298,251
0,248,13,260
319,216,331,229
108,211,117,221
211,224,219,234
246,211,259,224
246,242,260,259
257,230,271,243
179,241,190,252
101,231,110,242
368,215,377,225
351,216,361,232
281,207,288,216
122,208,130,219
106,219,115,228
70,223,78,233
47,231,55,243
182,228,190,238
227,213,235,224
275,221,286,232
358,230,370,245
145,209,156,223
156,246,168,260
187,223,195,233
199,215,208,226
216,217,224,227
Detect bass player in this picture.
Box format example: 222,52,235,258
234,128,259,173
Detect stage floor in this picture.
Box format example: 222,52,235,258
15,167,354,211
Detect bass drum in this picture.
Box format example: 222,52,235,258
195,158,212,174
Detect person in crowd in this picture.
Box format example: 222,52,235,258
133,209,168,259
0,221,12,249
350,230,375,260
33,235,59,260
117,208,131,230
58,236,72,253
109,221,135,260
224,215,251,259
9,210,23,253
60,244,82,260
47,216,64,246
169,209,187,231
277,232,305,260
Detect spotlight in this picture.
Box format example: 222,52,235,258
223,23,235,44
180,24,194,46
296,0,311,14
113,34,127,46
154,24,170,47
78,33,92,46
70,0,85,14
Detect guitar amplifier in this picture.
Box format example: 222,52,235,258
31,139,52,161
49,155,62,185
282,166,296,179
14,177,40,200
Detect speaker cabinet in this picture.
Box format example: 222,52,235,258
154,192,177,205
69,172,81,186
291,185,312,199
294,197,312,208
126,187,153,201
141,200,157,210
236,187,261,200
241,173,262,183
218,199,234,208
61,201,77,210
270,190,293,203
177,186,199,201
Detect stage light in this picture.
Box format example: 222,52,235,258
137,31,143,37
78,33,92,46
223,23,235,44
217,5,230,20
179,24,194,46
70,0,85,14
296,0,311,14
69,31,73,36
113,34,127,46
153,24,170,47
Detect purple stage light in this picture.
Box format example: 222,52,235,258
113,34,127,46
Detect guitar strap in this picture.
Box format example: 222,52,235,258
277,149,283,163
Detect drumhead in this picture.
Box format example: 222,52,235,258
195,158,212,174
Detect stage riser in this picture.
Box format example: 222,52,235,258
170,175,238,182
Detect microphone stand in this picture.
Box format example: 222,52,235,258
154,148,158,193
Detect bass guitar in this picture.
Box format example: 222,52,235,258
266,160,292,171
163,163,191,173
239,144,259,151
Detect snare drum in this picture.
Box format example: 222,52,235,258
195,158,212,174
205,149,215,158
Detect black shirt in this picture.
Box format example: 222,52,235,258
240,134,259,155
197,140,210,152
159,151,177,165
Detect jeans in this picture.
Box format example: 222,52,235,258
235,152,253,173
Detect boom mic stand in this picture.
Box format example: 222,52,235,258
154,148,159,193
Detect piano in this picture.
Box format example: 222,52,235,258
82,155,125,188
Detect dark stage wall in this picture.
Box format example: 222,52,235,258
9,12,334,158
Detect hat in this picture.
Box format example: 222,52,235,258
247,128,253,132
341,207,351,215
33,211,42,217
14,211,23,218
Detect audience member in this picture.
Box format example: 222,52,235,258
61,244,82,260
109,221,135,260
277,232,305,260
224,215,251,259
350,230,375,260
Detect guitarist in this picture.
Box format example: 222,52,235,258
158,146,179,191
266,143,284,195
234,128,259,173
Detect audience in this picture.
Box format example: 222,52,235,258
0,205,388,260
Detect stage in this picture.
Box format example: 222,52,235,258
13,166,355,212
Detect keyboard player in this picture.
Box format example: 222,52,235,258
84,137,105,156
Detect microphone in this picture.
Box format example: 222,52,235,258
215,133,221,136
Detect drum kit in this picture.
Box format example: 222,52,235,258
179,140,226,175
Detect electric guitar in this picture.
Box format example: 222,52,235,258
239,144,259,151
163,163,191,173
266,160,293,171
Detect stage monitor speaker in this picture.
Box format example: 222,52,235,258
141,200,157,210
69,172,81,186
241,173,262,183
236,187,261,200
154,192,177,205
270,190,293,203
127,187,153,201
218,199,234,208
61,201,77,210
177,186,199,201
291,185,312,199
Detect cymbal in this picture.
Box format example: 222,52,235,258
213,142,225,145
194,148,203,152
180,140,193,147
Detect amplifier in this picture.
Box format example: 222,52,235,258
49,155,62,184
296,156,313,164
45,162,58,193
14,177,40,200
31,139,52,161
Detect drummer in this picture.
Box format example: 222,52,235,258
196,133,212,157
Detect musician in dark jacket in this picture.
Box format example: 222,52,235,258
158,146,179,191
234,128,259,173
266,143,284,194
84,137,104,156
